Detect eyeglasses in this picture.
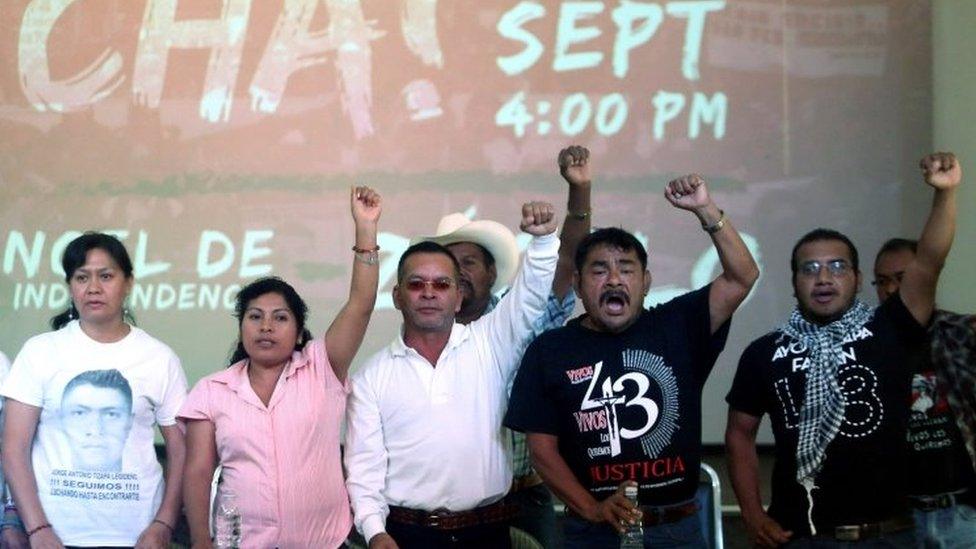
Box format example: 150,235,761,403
871,271,904,287
404,278,455,292
798,259,852,278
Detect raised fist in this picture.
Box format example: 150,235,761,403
351,185,382,224
920,152,962,190
520,201,558,236
558,145,592,187
664,174,712,211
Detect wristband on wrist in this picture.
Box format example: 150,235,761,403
26,523,50,538
702,209,726,234
0,514,24,532
352,245,380,266
567,209,591,221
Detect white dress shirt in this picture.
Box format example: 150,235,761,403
344,233,559,542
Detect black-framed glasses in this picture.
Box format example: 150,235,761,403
798,259,852,278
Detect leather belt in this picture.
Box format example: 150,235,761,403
638,501,698,526
510,472,544,493
908,490,971,511
388,501,518,531
831,515,914,542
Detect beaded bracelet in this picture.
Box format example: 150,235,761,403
26,523,51,538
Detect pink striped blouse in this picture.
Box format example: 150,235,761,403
179,339,351,549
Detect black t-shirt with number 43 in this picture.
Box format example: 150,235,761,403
505,285,730,506
726,294,926,537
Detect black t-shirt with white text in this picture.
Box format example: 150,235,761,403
726,295,926,536
906,337,976,496
505,285,729,505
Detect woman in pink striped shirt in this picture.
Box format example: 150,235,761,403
180,186,381,549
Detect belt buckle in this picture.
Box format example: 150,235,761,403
427,509,447,528
835,525,861,541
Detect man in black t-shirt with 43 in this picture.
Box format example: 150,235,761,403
506,174,759,548
725,152,963,547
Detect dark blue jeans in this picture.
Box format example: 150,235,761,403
912,503,976,548
562,509,707,549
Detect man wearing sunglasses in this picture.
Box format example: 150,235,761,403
872,237,976,548
725,152,963,547
345,200,560,549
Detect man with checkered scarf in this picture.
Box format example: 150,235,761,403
725,152,963,547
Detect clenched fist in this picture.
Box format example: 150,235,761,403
520,201,558,236
920,152,962,190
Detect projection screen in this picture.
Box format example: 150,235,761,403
0,0,932,443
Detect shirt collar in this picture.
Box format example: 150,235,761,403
210,348,309,389
390,322,470,358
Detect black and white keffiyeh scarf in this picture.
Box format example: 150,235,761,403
778,300,874,534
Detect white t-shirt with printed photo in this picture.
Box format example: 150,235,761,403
1,321,187,546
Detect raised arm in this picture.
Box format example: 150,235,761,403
482,202,559,379
554,145,593,299
182,419,218,549
2,400,63,548
527,433,638,534
725,409,791,547
900,152,962,325
325,186,382,382
665,174,759,334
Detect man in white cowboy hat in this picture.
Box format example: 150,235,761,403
412,145,594,548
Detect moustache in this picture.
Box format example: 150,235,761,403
599,289,630,305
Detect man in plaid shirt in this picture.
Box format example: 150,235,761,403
873,236,976,547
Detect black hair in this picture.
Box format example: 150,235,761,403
397,241,462,283
574,227,648,272
790,228,860,279
875,238,917,265
229,277,312,365
51,232,135,330
61,369,133,412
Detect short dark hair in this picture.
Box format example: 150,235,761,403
398,241,462,283
51,232,135,330
875,238,917,265
790,228,860,278
574,228,648,272
229,277,312,365
61,369,133,412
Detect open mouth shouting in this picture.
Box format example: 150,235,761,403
600,289,630,315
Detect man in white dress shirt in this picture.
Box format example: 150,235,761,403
344,201,559,549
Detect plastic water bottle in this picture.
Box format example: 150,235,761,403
213,489,242,549
619,485,644,548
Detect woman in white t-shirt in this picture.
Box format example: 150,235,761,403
1,232,188,548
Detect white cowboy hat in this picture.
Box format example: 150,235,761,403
411,213,519,291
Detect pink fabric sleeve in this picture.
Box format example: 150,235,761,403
305,338,350,395
177,376,213,421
